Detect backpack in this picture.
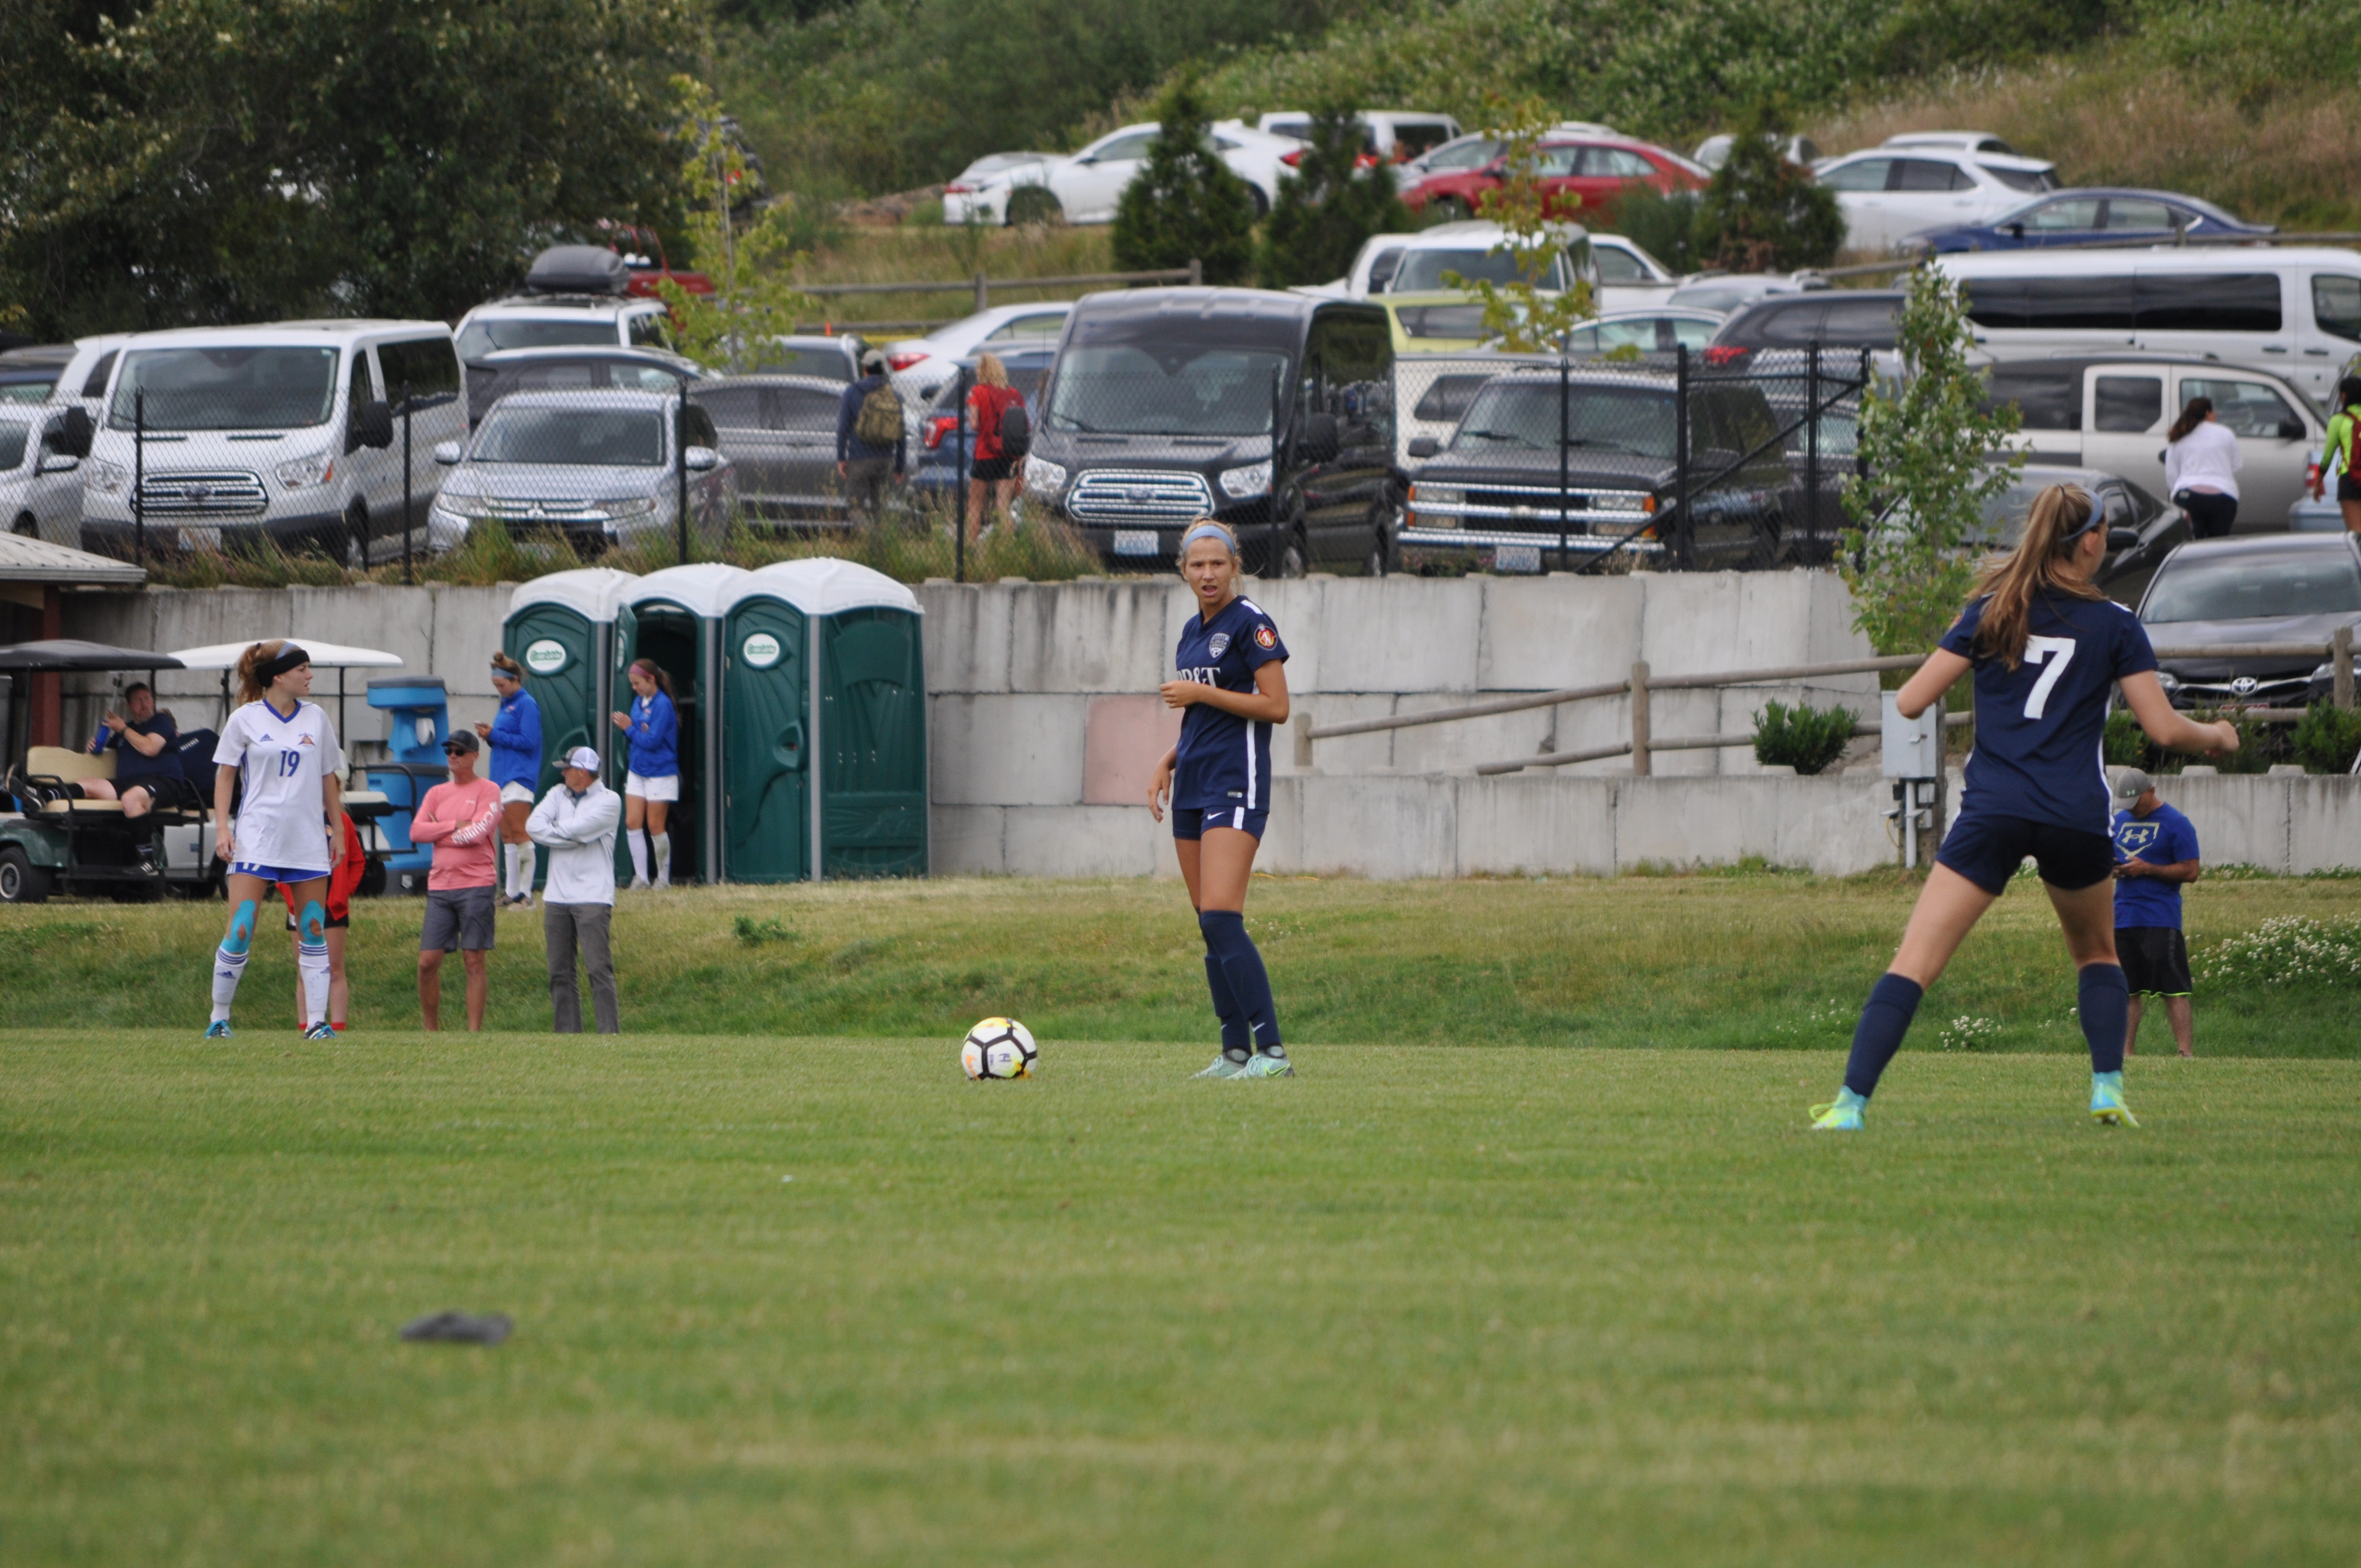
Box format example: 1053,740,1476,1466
996,400,1031,460
853,380,902,447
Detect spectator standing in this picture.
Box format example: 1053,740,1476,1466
608,657,678,889
81,682,195,870
2315,375,2361,537
964,352,1026,545
835,348,905,524
410,729,503,1031
283,814,367,1032
2108,766,2202,1058
2163,397,2240,541
527,745,623,1034
478,651,543,908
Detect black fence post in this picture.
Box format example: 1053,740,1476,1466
133,389,145,567
676,383,690,565
954,366,970,585
401,401,414,586
1857,347,1873,496
1672,345,1689,571
1556,354,1570,570
1805,343,1821,561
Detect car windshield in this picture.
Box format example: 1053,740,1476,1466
0,373,58,405
456,319,619,362
2142,549,2361,623
1045,344,1288,437
1450,382,1675,458
110,347,340,430
470,407,666,466
1392,248,1559,292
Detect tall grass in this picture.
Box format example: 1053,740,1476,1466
787,224,1118,333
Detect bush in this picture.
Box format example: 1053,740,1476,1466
2103,705,2153,768
2291,702,2361,773
1753,699,1858,774
1692,102,1843,271
1607,186,1702,275
1257,103,1411,288
1111,69,1256,286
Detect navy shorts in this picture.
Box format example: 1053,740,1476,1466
1935,811,2114,895
1173,805,1267,841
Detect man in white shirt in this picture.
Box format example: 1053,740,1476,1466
526,746,623,1034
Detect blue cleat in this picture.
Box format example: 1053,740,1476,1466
2090,1071,2139,1127
1809,1086,1868,1130
302,1022,338,1041
203,1020,233,1041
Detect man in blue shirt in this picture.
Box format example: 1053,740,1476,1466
835,349,906,525
2108,766,2201,1058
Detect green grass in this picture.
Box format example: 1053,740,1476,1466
1,873,2355,1054
4,1032,2358,1565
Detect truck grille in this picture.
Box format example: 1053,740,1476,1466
136,471,267,516
1068,469,1214,524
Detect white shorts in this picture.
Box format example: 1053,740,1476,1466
624,771,679,803
499,781,537,805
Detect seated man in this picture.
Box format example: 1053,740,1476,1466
81,683,198,864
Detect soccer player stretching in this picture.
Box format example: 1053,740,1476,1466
205,641,347,1041
1811,486,2237,1130
1148,521,1294,1080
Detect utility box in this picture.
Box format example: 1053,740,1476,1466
1881,691,1943,778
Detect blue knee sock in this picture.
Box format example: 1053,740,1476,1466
1203,952,1250,1063
1843,973,1925,1098
2079,962,2129,1076
1199,910,1281,1058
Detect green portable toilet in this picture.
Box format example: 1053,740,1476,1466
722,559,926,881
503,569,640,809
614,563,749,885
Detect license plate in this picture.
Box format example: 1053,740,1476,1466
1493,544,1541,574
1112,529,1159,557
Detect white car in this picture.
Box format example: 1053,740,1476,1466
1691,133,1819,171
1032,121,1298,224
1254,110,1464,164
1329,221,1624,300
940,152,1064,226
0,405,90,545
882,302,1076,437
1665,273,1815,314
455,294,674,364
1878,130,2022,156
1812,145,2058,253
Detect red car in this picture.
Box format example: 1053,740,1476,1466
1400,137,1705,224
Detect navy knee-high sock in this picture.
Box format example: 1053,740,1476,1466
1199,910,1281,1057
1204,951,1250,1062
1843,973,1925,1098
2079,962,2129,1076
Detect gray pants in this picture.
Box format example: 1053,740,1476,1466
543,901,618,1034
842,456,894,524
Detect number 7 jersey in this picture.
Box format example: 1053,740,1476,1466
1939,590,2156,832
213,698,345,875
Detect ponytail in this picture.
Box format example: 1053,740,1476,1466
628,657,674,700
1971,485,2104,669
2166,396,2211,444
489,650,525,682
233,639,308,706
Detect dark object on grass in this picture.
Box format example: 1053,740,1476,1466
1753,699,1857,775
400,1310,513,1345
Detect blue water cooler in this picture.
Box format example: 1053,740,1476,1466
365,678,451,893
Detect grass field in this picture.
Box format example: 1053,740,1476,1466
4,1029,2358,1565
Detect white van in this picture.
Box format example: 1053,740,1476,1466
79,321,465,564
1938,247,2361,408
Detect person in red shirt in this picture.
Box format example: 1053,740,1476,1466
409,729,504,1031
282,814,368,1031
965,352,1026,546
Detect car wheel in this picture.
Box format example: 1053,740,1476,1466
1244,522,1308,580
1248,184,1271,220
1429,197,1473,224
11,512,33,538
1007,187,1062,227
344,500,371,568
0,846,52,905
1366,500,1399,577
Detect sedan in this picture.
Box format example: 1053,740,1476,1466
940,153,1064,226
1902,188,2274,254
2137,531,2361,707
883,302,1074,439
1812,147,2058,253
1035,122,1296,224
692,374,856,526
1402,135,1704,224
1562,309,1723,357
428,390,732,556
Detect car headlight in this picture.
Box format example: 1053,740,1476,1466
2312,662,2335,683
436,492,496,519
2156,671,2180,693
275,451,335,489
86,459,129,494
597,497,658,520
1411,484,1462,509
1218,460,1272,500
1024,458,1068,499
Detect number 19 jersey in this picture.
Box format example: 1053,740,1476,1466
1939,590,2156,832
213,698,345,875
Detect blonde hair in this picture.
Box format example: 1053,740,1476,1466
976,352,1009,389
235,640,296,706
1971,484,2106,669
1176,518,1242,569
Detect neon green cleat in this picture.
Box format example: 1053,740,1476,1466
1193,1055,1250,1080
1239,1052,1294,1079
1809,1087,1867,1130
2090,1071,2139,1127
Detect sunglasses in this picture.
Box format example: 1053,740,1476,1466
442,744,471,756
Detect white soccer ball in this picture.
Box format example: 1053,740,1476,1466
961,1017,1038,1080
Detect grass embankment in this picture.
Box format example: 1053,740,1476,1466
2,873,2353,1054
4,1032,2358,1565
787,223,1118,335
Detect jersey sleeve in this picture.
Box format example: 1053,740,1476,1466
211,708,249,768
1936,598,1984,660
1243,613,1288,668
2111,606,2158,679
317,710,344,777
2169,812,2200,863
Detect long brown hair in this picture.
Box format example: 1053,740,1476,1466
1971,484,2105,669
628,657,674,699
2167,396,2212,444
235,640,298,706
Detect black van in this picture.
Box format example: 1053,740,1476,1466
1025,289,1401,576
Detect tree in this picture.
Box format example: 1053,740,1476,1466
656,81,815,372
1452,102,1593,353
1111,69,1256,287
1692,102,1843,273
1256,104,1411,288
0,0,699,337
1841,261,2022,657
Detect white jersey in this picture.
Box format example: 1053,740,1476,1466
213,698,342,874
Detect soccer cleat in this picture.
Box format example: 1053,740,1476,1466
1192,1055,1250,1079
203,1020,233,1040
1239,1053,1295,1079
1809,1087,1868,1130
2090,1072,2139,1127
302,1021,338,1041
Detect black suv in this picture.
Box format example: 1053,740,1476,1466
1401,369,1802,570
1026,288,1400,576
1706,290,1907,367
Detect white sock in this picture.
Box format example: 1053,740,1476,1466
502,842,518,896
652,832,672,888
210,945,248,1023
505,842,530,898
520,843,537,897
628,831,649,885
297,939,330,1028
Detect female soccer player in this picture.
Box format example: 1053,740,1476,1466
609,657,678,889
206,641,346,1040
1811,486,2237,1130
1147,521,1293,1080
480,651,543,907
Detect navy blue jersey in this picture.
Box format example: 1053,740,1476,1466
2112,802,2199,929
1940,590,2157,832
1172,595,1288,812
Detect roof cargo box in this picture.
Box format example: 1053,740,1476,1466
525,246,629,297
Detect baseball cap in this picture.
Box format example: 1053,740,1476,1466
442,729,479,755
861,348,886,372
2107,765,2152,807
564,745,601,772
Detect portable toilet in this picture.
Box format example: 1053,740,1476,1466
503,567,640,801
363,676,451,893
616,563,750,884
720,558,926,882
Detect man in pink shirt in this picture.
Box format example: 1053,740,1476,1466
409,729,504,1031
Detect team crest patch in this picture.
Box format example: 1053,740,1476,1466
1208,633,1231,657
1254,624,1277,650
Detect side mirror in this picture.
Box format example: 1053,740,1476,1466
432,440,464,466
2279,419,2305,439
686,445,722,472
351,399,394,451
1300,412,1341,464
1407,435,1440,459
2106,527,2140,552
37,453,81,474
57,405,94,458
2008,222,2025,239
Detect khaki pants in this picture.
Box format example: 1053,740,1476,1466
843,456,894,524
543,901,618,1034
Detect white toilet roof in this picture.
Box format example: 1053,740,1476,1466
730,557,922,617
624,563,753,619
508,567,640,623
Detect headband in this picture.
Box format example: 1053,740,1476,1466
253,644,309,684
1179,522,1233,554
2056,490,2102,545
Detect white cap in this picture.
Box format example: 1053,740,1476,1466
565,745,601,772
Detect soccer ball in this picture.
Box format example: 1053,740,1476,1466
961,1017,1038,1080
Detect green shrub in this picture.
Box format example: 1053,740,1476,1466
1111,69,1256,286
2174,705,2276,774
1606,187,1702,275
2291,703,2361,774
1692,102,1843,271
2103,705,2153,768
1753,699,1858,774
1257,102,1411,288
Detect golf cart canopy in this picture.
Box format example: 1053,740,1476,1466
165,640,403,671
0,640,184,671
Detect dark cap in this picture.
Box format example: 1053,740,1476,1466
442,729,480,755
